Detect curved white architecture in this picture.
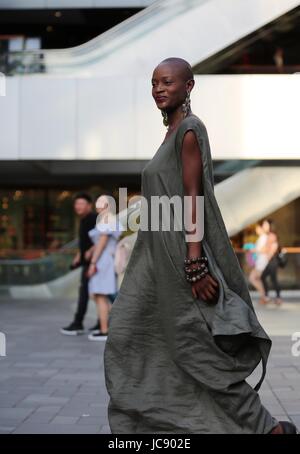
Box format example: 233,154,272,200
39,0,300,76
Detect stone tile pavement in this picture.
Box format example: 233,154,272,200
0,294,299,434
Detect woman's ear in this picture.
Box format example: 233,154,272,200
187,78,195,93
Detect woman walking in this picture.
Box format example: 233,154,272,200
261,219,282,306
249,223,269,305
87,194,124,341
103,58,297,434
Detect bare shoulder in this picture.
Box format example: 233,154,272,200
175,115,208,155
182,129,198,146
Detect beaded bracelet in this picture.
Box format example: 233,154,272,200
184,255,209,283
186,266,209,283
184,256,208,266
184,262,207,274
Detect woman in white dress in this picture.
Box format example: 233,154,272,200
249,223,269,305
86,195,124,341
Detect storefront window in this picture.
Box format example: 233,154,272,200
0,186,137,258
0,189,76,257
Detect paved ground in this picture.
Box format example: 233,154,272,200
0,293,300,434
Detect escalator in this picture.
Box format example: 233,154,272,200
215,166,300,236
39,0,300,75
118,166,300,237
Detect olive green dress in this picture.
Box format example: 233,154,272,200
103,114,279,434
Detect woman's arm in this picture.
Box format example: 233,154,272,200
84,245,95,261
266,232,279,259
181,130,203,258
72,251,81,267
181,130,219,303
87,235,109,278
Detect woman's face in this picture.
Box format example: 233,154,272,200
95,196,109,215
151,63,191,112
262,220,270,233
256,225,263,236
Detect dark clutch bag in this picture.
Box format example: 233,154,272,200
276,249,288,268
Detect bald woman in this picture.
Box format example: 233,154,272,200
103,58,297,435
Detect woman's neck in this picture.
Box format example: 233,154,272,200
167,107,192,131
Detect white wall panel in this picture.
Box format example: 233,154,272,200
191,74,300,160
77,76,135,159
135,76,164,159
0,77,19,159
0,74,299,161
19,75,77,159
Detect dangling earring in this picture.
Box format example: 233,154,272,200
161,109,169,127
182,91,191,117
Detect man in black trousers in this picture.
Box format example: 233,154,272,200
61,192,98,335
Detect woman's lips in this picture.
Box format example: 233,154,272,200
155,97,167,102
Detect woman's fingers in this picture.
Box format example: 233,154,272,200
192,286,198,299
205,282,217,298
208,282,217,294
196,286,208,301
192,275,220,302
204,282,219,302
198,290,207,301
204,287,214,300
208,275,219,288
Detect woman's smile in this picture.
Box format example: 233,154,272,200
154,97,168,106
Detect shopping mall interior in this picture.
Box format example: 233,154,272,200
0,0,299,290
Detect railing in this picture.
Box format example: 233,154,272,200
0,51,46,76
0,0,203,75
0,205,138,286
236,248,300,291
2,1,299,76
2,53,300,77
0,251,75,286
0,239,78,260
0,239,78,286
0,199,298,288
0,242,299,288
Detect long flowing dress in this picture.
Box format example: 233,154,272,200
103,114,279,434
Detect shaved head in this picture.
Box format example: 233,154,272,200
156,57,194,82
152,57,195,117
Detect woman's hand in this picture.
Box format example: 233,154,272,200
86,263,97,278
72,253,81,268
85,248,93,261
191,273,219,303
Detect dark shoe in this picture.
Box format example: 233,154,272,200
270,421,298,434
88,331,108,342
88,322,101,334
279,421,298,434
60,322,85,336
